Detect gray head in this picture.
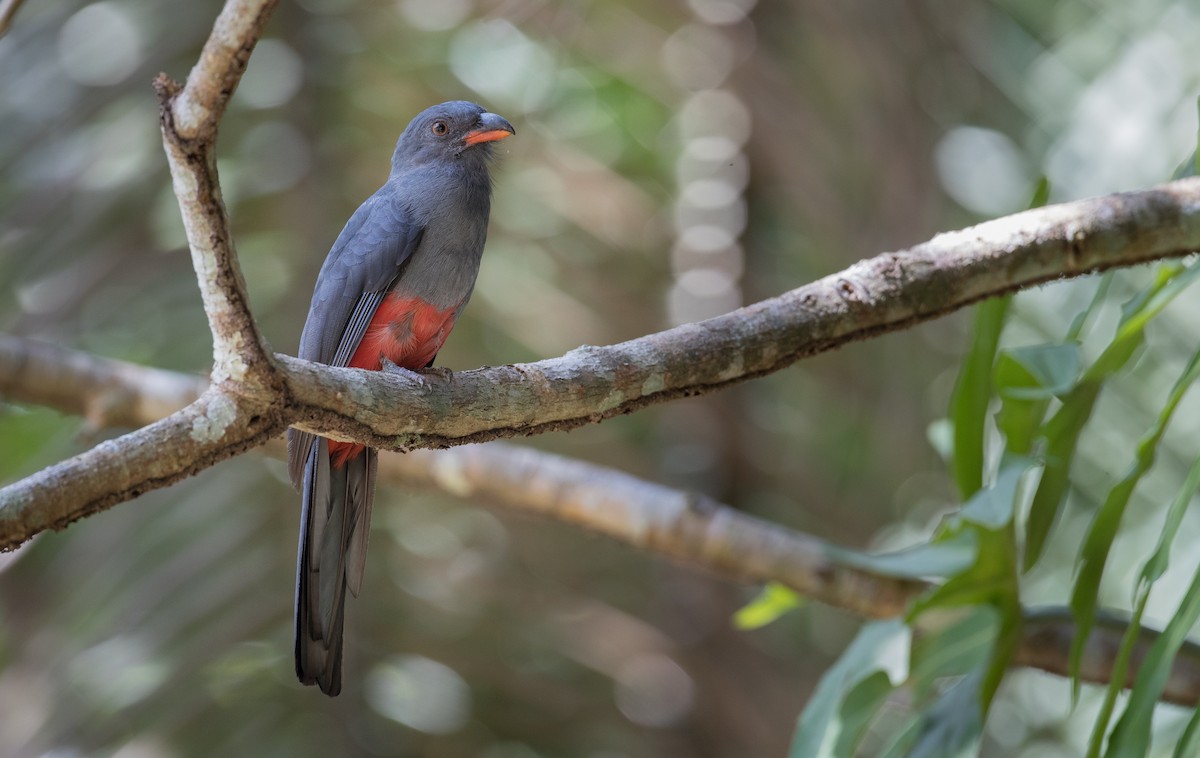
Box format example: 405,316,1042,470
391,100,515,172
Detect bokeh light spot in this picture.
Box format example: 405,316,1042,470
398,0,473,31
614,654,695,727
935,126,1031,216
237,39,304,109
687,0,758,25
450,20,556,111
58,3,143,87
367,655,472,734
237,121,313,196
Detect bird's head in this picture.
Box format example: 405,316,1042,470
392,100,515,170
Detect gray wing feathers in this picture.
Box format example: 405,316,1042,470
296,194,424,365
287,192,423,490
291,187,423,696
331,291,385,368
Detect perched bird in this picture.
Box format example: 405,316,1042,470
286,101,514,696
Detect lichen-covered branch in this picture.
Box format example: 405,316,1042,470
154,0,281,388
285,178,1200,449
4,335,1200,706
0,0,285,548
2,180,1200,549
0,386,277,543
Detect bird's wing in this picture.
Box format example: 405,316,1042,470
287,190,425,488
298,191,426,366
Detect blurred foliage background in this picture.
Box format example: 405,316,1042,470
2,0,1199,755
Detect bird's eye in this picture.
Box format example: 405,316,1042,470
431,120,448,136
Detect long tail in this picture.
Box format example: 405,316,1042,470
295,437,377,697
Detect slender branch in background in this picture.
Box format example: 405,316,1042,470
154,0,281,388
3,335,1200,706
0,337,204,430
391,443,921,619
1018,608,1200,707
3,180,1200,549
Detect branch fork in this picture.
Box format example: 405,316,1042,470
3,0,1200,711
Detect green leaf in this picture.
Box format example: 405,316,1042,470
1099,454,1200,757
994,344,1080,456
1023,262,1200,571
1071,345,1200,718
1105,556,1200,755
959,463,1027,529
995,343,1081,401
790,619,911,758
909,464,1026,710
908,607,998,700
909,465,1023,614
826,532,977,582
943,177,1048,500
832,671,899,757
948,297,1010,499
904,668,986,758
1139,456,1200,589
875,610,999,758
1175,704,1200,758
1027,176,1051,209
734,582,804,630
1021,381,1099,570
1064,272,1113,343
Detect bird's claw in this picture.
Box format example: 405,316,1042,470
380,359,453,384
381,358,422,381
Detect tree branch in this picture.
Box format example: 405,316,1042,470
0,335,203,430
2,180,1200,548
0,387,278,540
284,179,1200,449
154,0,281,388
0,0,287,547
5,0,1196,733
1018,608,1200,707
5,336,1200,704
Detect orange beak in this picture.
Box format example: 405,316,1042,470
463,112,515,146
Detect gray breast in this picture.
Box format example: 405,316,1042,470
391,163,493,310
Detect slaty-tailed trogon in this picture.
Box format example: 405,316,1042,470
286,101,514,696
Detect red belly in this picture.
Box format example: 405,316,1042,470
328,294,457,468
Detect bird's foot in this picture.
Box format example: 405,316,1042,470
380,358,425,383
380,360,453,385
